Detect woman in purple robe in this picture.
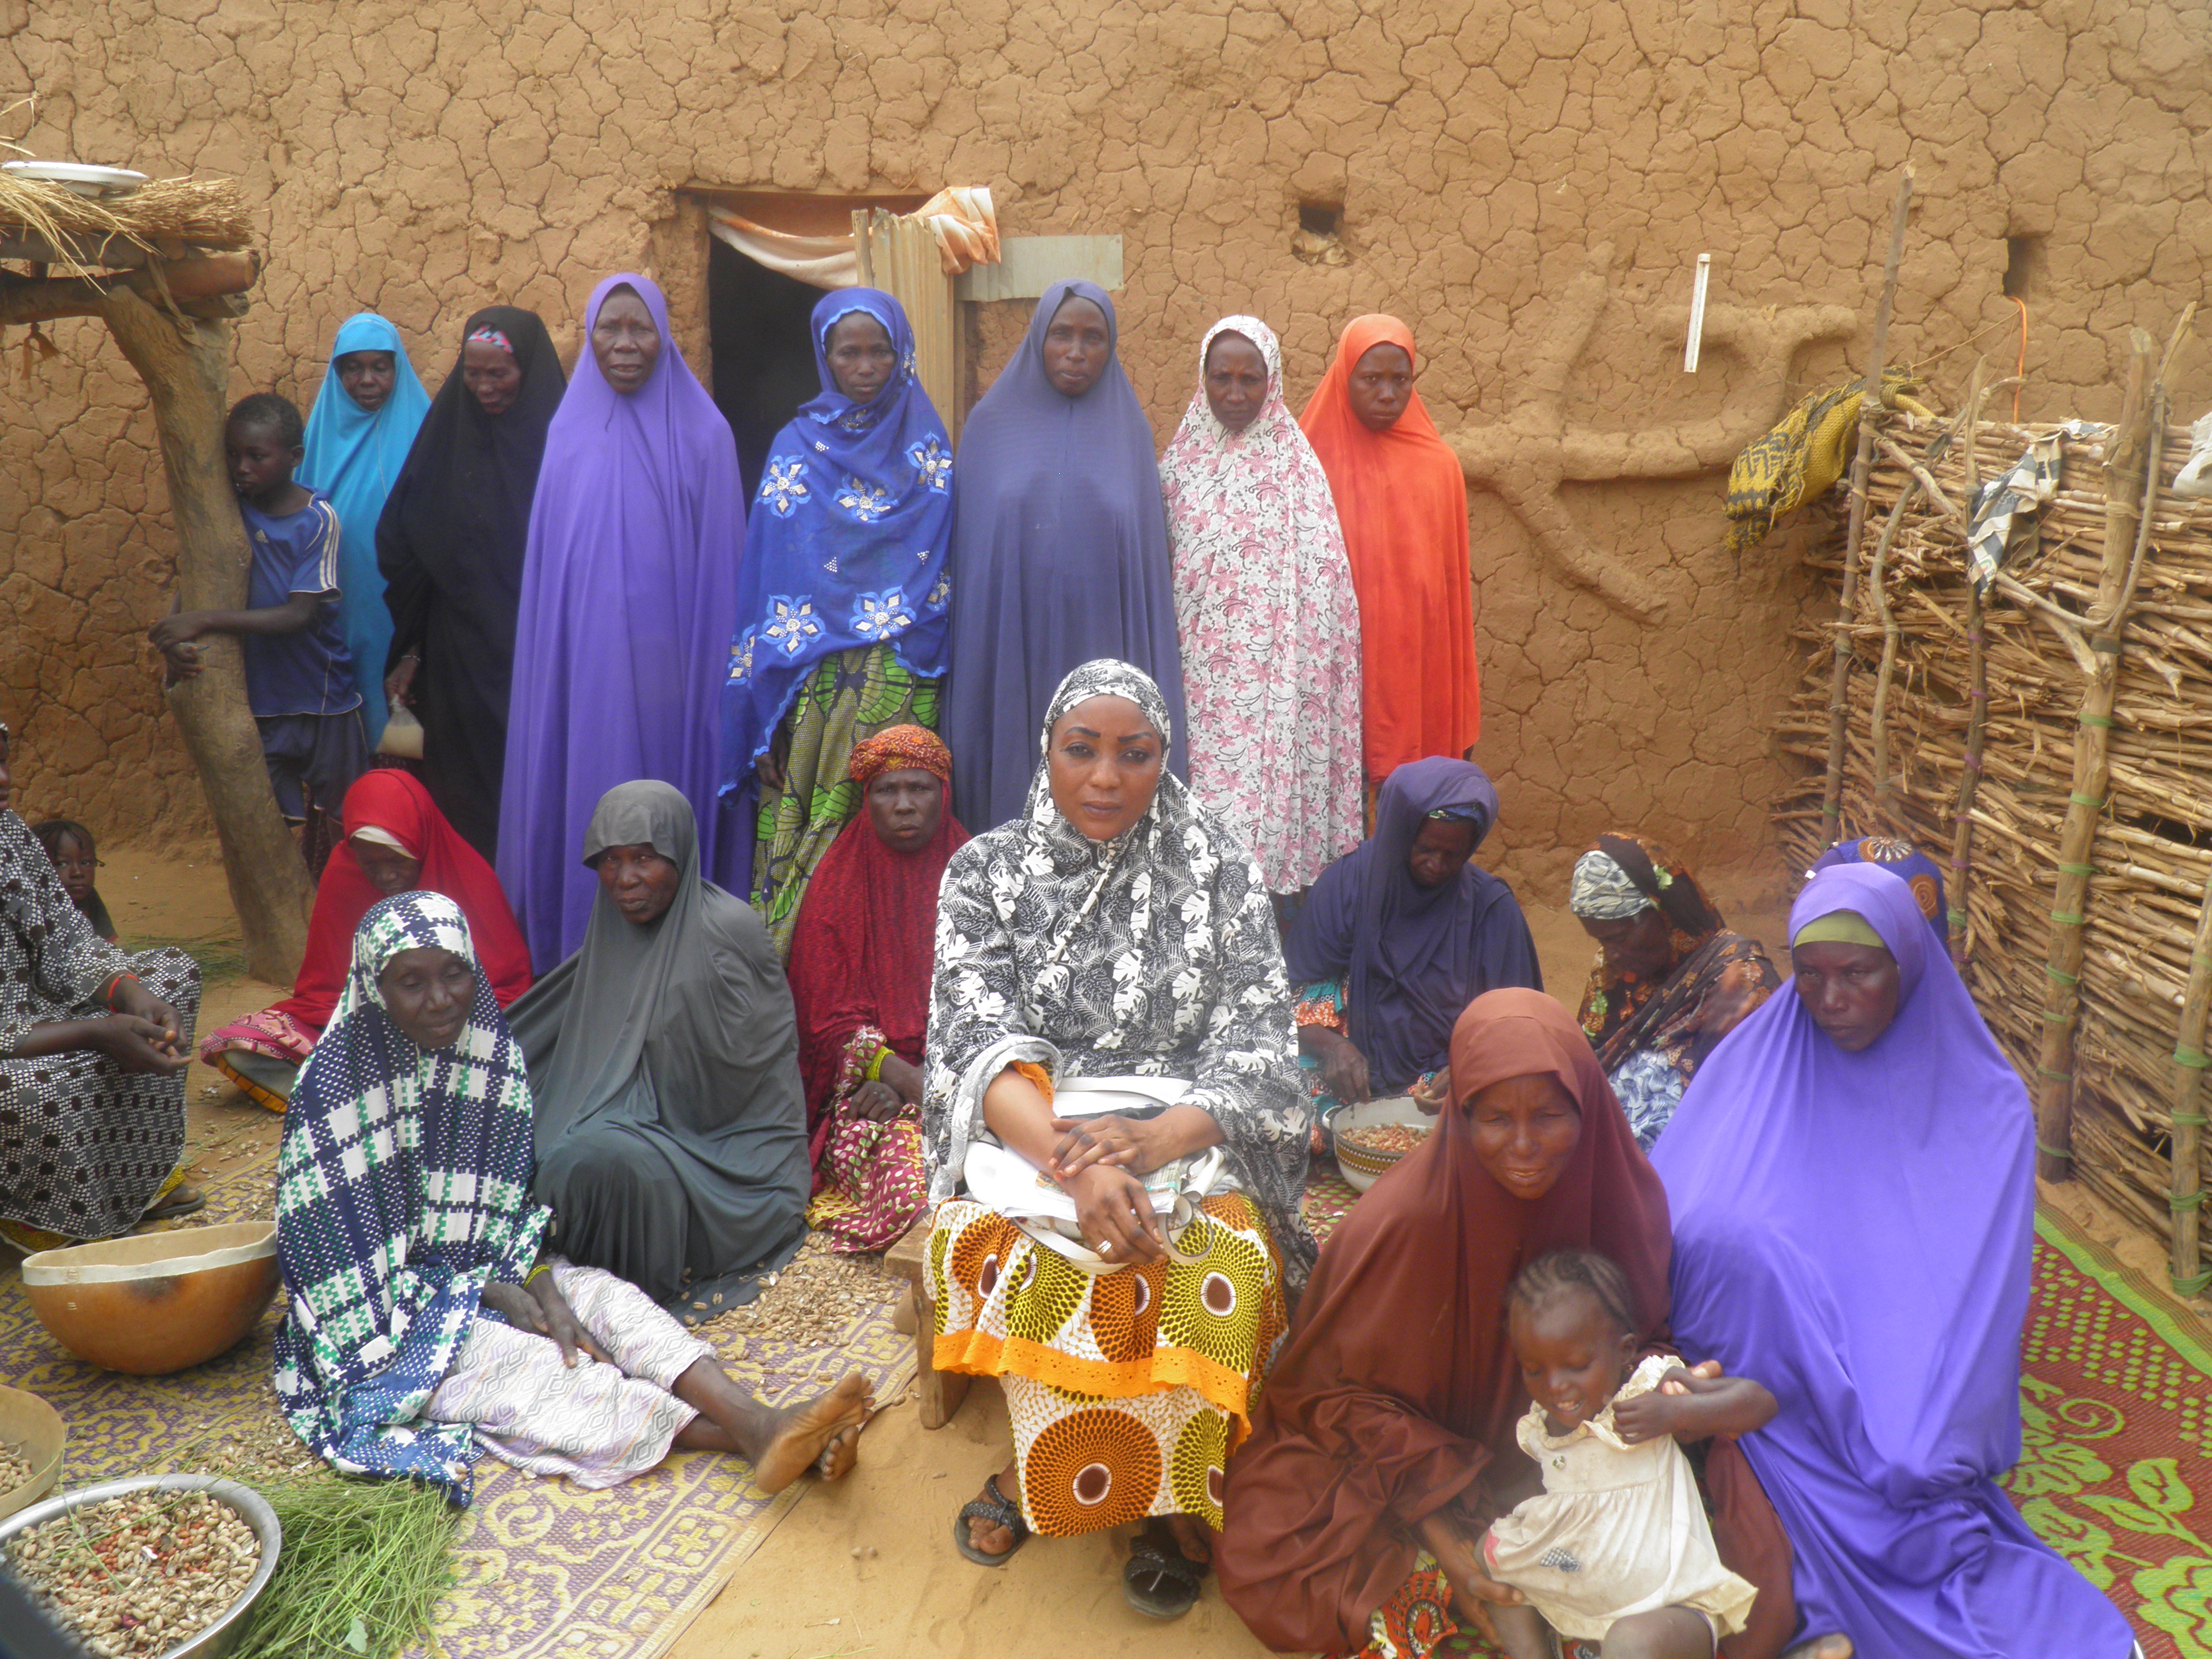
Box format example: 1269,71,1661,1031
497,275,748,968
940,279,1185,833
1654,863,2134,1658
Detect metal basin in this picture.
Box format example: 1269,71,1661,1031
0,1473,282,1658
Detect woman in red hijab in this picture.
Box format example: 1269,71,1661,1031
1216,989,1795,1659
1300,316,1481,786
197,771,533,1111
786,725,968,1250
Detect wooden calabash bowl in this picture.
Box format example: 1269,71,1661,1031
0,1385,65,1520
21,1221,279,1375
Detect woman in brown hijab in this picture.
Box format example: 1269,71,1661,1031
1215,989,1796,1659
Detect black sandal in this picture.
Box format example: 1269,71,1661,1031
144,1186,206,1222
1123,1520,1207,1619
953,1474,1031,1566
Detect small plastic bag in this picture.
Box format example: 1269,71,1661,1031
2175,411,2212,498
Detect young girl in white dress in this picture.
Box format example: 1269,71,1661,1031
1483,1249,1773,1659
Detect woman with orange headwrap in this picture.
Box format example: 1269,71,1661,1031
1300,316,1481,785
786,725,968,1250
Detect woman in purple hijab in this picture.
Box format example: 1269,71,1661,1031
498,274,748,968
1284,756,1541,1119
1654,863,2134,1658
940,279,1184,833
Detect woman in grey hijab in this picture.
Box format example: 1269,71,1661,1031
507,780,809,1310
922,659,1312,1619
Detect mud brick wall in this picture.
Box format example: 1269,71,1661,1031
5,0,2208,897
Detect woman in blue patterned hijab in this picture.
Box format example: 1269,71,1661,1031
272,892,872,1501
720,287,954,955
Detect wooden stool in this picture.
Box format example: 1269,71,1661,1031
884,1211,969,1429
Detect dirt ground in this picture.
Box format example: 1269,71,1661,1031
84,841,2208,1659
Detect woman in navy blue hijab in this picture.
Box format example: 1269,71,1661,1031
1284,757,1541,1116
940,280,1184,833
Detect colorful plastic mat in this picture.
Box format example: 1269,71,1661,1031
0,1139,910,1659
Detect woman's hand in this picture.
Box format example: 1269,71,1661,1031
1414,1506,1523,1644
754,724,793,792
1410,1068,1451,1115
485,1274,611,1368
849,1079,906,1121
877,1051,924,1105
384,656,419,709
1050,1104,1222,1179
108,979,183,1053
1612,1380,1687,1444
1065,1165,1165,1263
1049,1113,1163,1177
92,1016,192,1074
1308,1028,1371,1104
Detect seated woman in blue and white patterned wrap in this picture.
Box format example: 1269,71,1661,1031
272,890,871,1502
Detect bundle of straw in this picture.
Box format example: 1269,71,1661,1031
1772,411,2212,1275
0,172,252,268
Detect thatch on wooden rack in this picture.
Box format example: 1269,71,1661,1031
0,173,253,268
1771,409,2212,1275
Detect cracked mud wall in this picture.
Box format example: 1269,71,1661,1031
5,0,2209,899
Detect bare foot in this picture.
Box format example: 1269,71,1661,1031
1162,1512,1213,1567
815,1420,864,1480
753,1373,873,1493
966,1458,1023,1557
1782,1637,1852,1659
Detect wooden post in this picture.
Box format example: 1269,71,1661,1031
2033,332,2157,1182
1819,166,1915,849
101,284,313,984
883,1213,968,1428
1864,476,1920,832
1948,361,1989,970
2172,857,2212,1298
0,259,311,984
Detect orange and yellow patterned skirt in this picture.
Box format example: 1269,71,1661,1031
927,1191,1286,1537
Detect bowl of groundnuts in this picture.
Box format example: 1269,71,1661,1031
0,1386,65,1521
0,1473,281,1657
1324,1096,1434,1193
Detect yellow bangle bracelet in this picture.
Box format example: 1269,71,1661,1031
864,1047,889,1083
525,1262,552,1285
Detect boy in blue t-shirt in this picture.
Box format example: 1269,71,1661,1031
150,393,368,856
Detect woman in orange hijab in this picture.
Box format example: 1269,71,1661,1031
1300,316,1481,785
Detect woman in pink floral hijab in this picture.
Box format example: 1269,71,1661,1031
1161,316,1364,896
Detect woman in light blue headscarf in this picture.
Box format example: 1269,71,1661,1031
719,287,953,956
301,313,432,748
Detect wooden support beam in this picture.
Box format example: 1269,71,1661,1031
0,251,259,327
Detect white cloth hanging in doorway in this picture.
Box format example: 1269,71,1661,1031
706,188,998,290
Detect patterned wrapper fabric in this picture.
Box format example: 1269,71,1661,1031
920,659,1313,1538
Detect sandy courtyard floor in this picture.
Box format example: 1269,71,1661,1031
56,841,2212,1659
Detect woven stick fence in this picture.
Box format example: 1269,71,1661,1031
1772,395,2212,1298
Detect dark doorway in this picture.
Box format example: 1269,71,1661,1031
707,236,824,501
